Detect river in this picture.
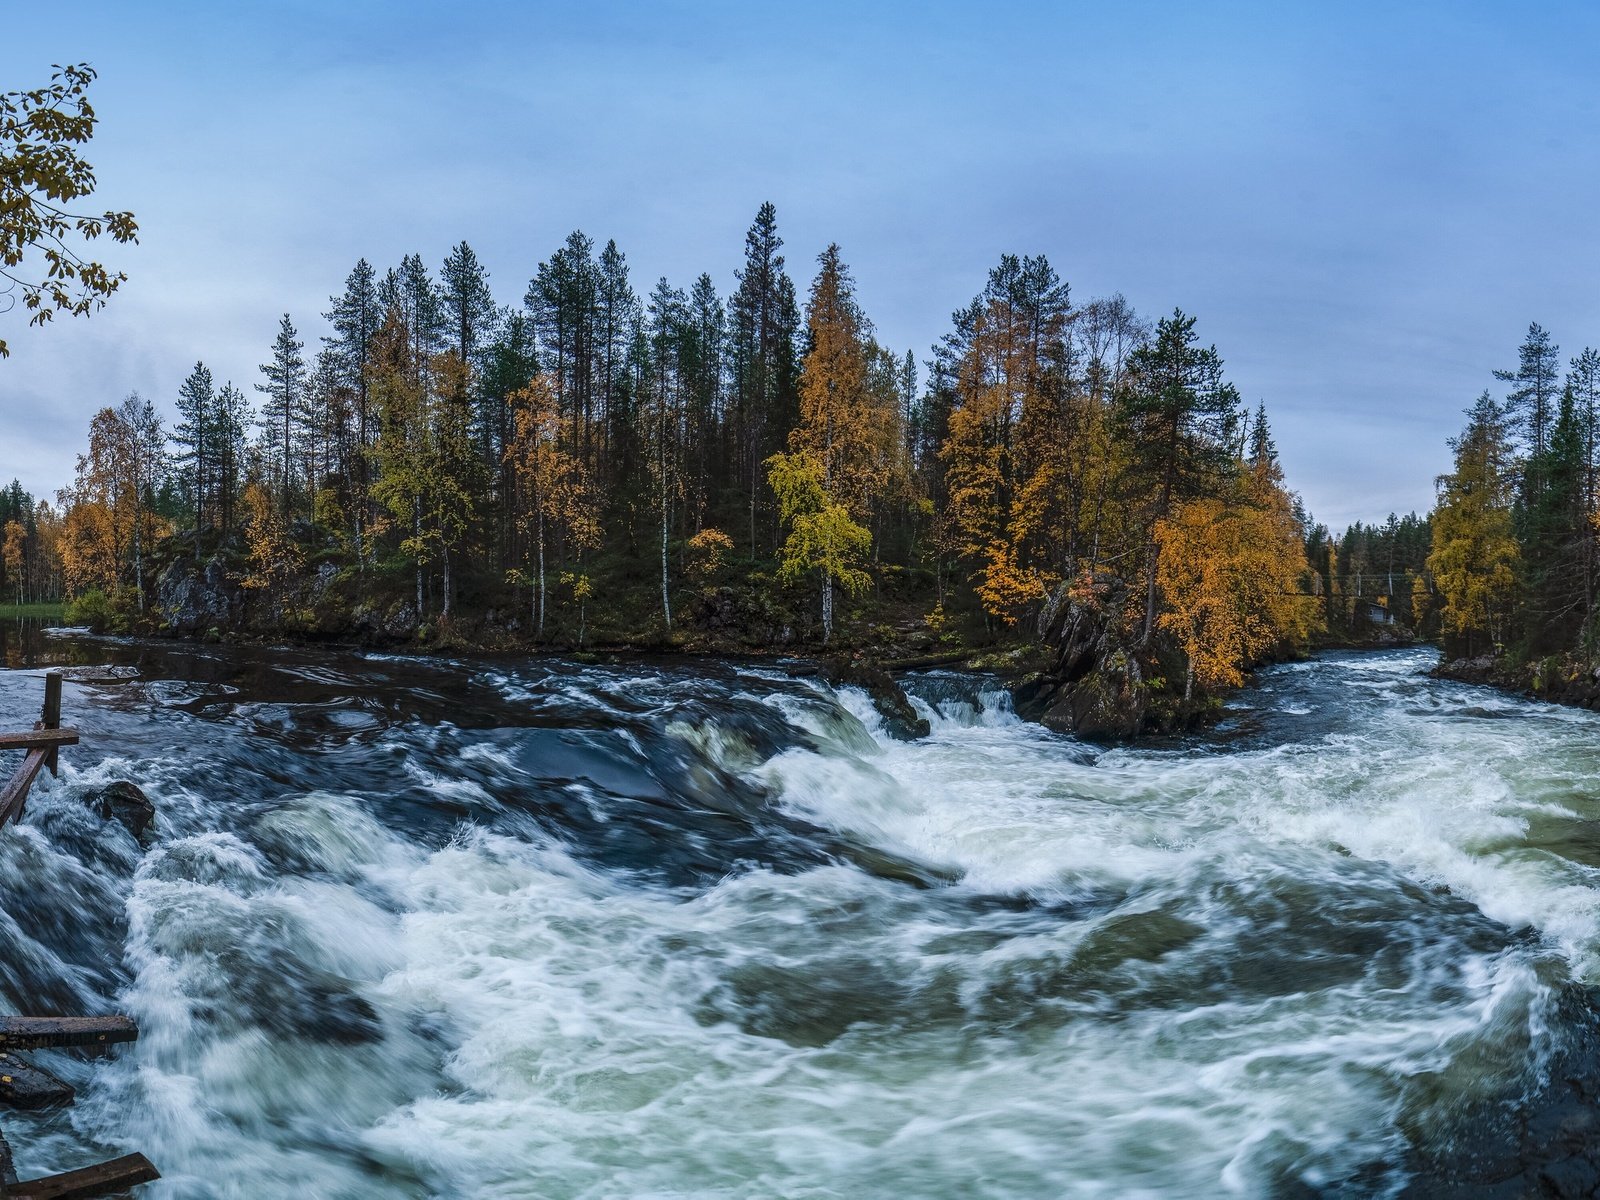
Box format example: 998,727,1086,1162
0,630,1596,1198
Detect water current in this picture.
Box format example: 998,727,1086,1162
0,632,1596,1198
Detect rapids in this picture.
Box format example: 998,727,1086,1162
0,636,1596,1197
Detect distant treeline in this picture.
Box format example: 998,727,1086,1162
38,203,1340,686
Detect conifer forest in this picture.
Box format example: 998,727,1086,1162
7,208,1354,697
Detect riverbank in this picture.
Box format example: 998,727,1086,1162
1433,651,1600,713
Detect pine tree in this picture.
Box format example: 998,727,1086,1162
644,277,689,628
684,272,725,531
440,241,497,365
382,253,447,377
527,232,600,470
596,239,638,476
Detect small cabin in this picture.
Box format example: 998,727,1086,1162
1360,599,1397,625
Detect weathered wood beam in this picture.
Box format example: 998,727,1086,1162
0,1017,138,1053
0,1052,73,1109
0,749,48,829
8,1153,160,1199
0,730,79,753
0,1125,17,1187
39,672,61,776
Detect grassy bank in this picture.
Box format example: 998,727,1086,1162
0,601,65,620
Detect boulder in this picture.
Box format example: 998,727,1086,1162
82,781,157,844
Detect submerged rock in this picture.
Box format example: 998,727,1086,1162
81,780,157,844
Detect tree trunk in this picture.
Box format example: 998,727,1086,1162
821,573,834,643
1141,540,1159,644
413,495,424,619
661,492,672,631
442,547,452,620
133,517,145,613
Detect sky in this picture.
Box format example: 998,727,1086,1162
3,0,1600,530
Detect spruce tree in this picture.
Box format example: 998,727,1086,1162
1520,386,1590,650
1116,309,1244,642
256,314,309,516
1568,347,1600,510
728,203,800,551
1496,322,1562,502
213,382,252,536
173,361,215,536
441,241,497,365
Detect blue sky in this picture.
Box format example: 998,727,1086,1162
4,0,1599,529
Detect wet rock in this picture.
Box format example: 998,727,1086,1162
1403,985,1600,1198
81,780,157,844
821,658,931,740
1541,1158,1600,1200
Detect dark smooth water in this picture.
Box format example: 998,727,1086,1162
0,627,1593,1197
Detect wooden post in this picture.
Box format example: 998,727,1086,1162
40,673,61,777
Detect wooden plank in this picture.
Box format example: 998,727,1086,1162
0,1052,74,1109
0,1017,138,1052
0,750,48,829
40,672,62,776
0,730,79,753
9,1153,160,1199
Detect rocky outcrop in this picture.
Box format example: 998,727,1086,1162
154,555,235,636
820,657,931,741
1008,573,1214,741
1010,575,1158,741
1403,984,1600,1198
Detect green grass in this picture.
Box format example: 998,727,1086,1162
0,601,65,620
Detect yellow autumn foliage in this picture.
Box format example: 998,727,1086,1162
1155,483,1322,696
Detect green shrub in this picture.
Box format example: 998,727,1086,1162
65,589,113,631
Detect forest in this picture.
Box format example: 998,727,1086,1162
3,204,1363,696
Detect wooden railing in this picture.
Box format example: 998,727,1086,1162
0,674,159,1198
